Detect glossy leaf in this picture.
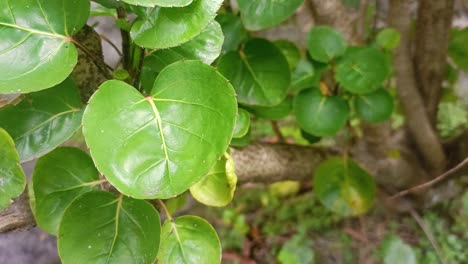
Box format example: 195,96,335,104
141,21,224,92
449,28,468,71
376,28,400,51
230,128,251,148
92,0,123,8
0,128,26,210
290,59,321,92
216,13,248,55
0,0,90,93
31,147,101,235
130,0,223,49
307,26,347,63
0,78,83,162
158,215,221,263
122,0,193,7
83,61,237,199
232,108,250,138
218,38,291,106
294,88,349,136
381,236,417,264
274,40,301,70
335,47,391,94
58,191,161,264
237,0,304,31
355,88,394,123
246,96,293,120
190,153,237,207
314,158,376,216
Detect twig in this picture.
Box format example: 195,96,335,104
117,7,131,71
389,156,468,200
132,47,146,89
271,121,285,143
99,34,122,56
409,209,447,264
70,38,113,79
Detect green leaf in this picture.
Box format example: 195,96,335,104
0,128,26,210
376,28,400,51
58,191,161,264
215,13,248,55
164,193,188,215
307,26,347,63
158,215,221,263
83,61,237,199
355,88,394,123
290,59,322,92
190,153,237,207
246,96,293,120
0,78,83,162
342,0,360,9
217,38,291,106
0,0,90,93
92,0,123,8
300,129,321,144
230,128,251,147
141,21,224,92
238,0,304,31
335,47,391,94
274,40,301,70
233,108,250,138
313,158,376,216
122,0,193,7
278,233,315,264
31,147,101,235
294,88,349,136
130,0,223,49
449,28,468,71
381,236,417,264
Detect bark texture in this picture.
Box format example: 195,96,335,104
0,192,34,233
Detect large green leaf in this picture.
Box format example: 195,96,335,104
232,108,250,138
355,88,394,123
335,47,391,94
141,21,224,92
190,153,237,207
83,61,237,199
294,88,349,136
313,158,375,216
215,13,248,55
307,26,347,63
0,78,83,162
130,0,223,49
31,147,101,235
158,215,221,263
58,191,161,264
122,0,192,7
0,128,26,210
0,0,90,93
217,38,291,106
238,0,304,31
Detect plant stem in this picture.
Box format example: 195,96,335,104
271,121,285,143
117,7,131,71
157,199,173,221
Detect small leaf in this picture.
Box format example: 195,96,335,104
294,88,349,136
218,38,291,106
355,88,394,123
278,233,315,264
0,0,90,93
246,96,293,120
0,78,83,162
216,13,248,55
376,28,401,51
237,0,304,31
335,47,391,94
121,0,193,7
158,215,221,263
0,128,26,210
290,59,325,92
31,147,101,235
300,129,321,144
58,191,161,264
274,40,301,70
232,108,250,138
190,153,237,207
313,158,376,216
230,128,251,147
381,236,417,264
130,0,223,49
83,61,237,199
164,193,188,215
449,28,468,71
307,26,347,63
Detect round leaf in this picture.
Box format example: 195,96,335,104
290,59,324,92
0,128,26,210
294,88,349,136
216,13,248,55
31,147,101,235
158,215,221,263
230,128,251,148
130,0,223,49
0,0,89,93
382,236,417,264
122,0,193,7
335,47,391,94
313,158,376,216
0,78,83,162
376,28,400,50
83,61,237,199
217,38,291,106
233,108,250,138
190,153,237,207
307,26,347,63
274,40,301,70
237,0,304,31
58,191,161,264
355,88,394,123
246,96,293,120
